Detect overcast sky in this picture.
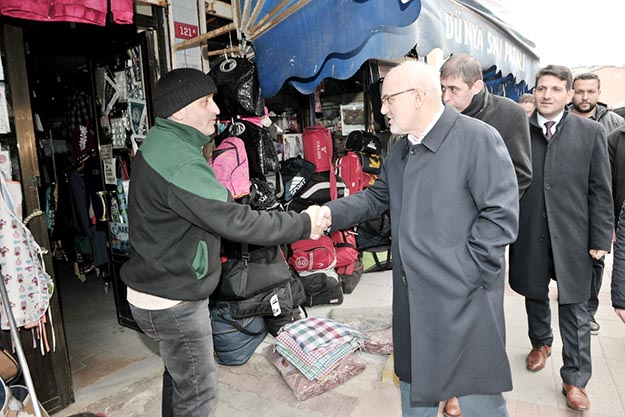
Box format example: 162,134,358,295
485,0,623,67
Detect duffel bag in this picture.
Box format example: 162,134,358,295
215,243,291,301
298,268,344,307
210,302,267,366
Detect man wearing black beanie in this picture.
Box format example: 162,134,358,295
121,68,329,417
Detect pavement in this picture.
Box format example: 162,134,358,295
52,252,625,417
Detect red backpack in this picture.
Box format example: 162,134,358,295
302,126,337,200
209,136,251,199
335,151,378,195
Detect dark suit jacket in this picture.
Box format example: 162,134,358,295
509,111,613,303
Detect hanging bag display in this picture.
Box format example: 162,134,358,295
210,56,265,118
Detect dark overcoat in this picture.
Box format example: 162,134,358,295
326,106,519,404
508,112,613,304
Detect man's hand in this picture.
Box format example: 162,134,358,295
615,308,625,324
316,206,332,233
589,249,608,260
303,205,331,240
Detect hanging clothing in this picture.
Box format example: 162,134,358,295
0,0,134,26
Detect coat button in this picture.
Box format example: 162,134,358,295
545,184,551,190
410,149,416,155
401,275,408,286
542,212,547,218
539,236,544,242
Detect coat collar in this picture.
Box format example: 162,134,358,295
421,105,459,153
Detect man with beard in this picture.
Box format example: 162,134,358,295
509,65,613,411
569,72,624,335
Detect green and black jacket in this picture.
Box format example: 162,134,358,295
121,117,310,301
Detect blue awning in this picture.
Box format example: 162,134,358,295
416,0,539,83
236,0,422,98
233,0,538,97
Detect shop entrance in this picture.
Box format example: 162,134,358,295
17,17,163,401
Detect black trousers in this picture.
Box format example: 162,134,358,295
525,298,592,387
588,256,604,317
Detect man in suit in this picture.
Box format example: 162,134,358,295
439,52,533,417
316,60,519,417
508,65,613,411
569,72,625,335
440,53,532,199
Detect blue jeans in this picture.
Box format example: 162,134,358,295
130,299,217,417
400,382,509,417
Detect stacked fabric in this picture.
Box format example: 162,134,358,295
273,317,364,381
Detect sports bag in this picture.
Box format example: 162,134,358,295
209,56,264,118
288,235,337,272
330,230,359,275
215,243,292,301
285,172,348,212
209,136,251,199
297,268,344,307
302,126,333,172
210,302,267,366
280,157,316,203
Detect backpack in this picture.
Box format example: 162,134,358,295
330,229,359,275
303,126,333,172
209,136,251,199
280,157,317,203
345,130,382,154
288,235,337,272
335,152,366,195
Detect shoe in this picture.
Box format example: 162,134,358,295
562,383,590,411
526,345,551,372
590,317,600,335
443,397,462,417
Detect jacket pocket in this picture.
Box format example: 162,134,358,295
193,241,209,280
453,243,483,290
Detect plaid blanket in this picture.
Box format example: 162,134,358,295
275,331,362,380
281,317,362,353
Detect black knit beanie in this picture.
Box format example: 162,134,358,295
153,68,218,118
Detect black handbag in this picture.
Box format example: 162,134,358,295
214,243,292,301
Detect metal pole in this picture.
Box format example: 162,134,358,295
0,271,43,417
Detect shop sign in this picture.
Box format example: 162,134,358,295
174,22,199,40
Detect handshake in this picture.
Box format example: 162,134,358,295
304,205,332,240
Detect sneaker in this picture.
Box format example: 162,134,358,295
590,317,600,335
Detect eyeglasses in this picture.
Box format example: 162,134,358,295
381,88,416,105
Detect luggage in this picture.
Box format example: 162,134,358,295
297,268,344,307
210,302,267,366
215,243,292,301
